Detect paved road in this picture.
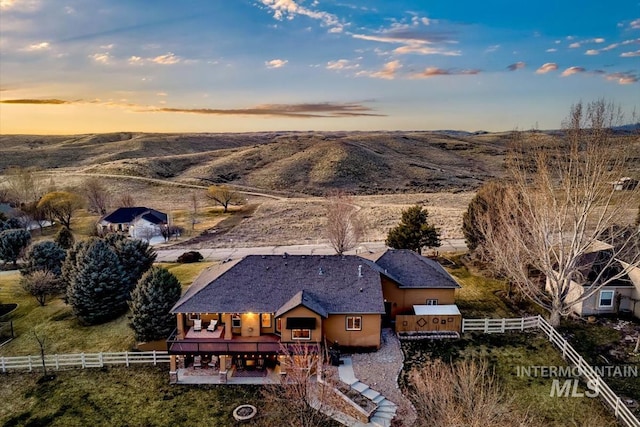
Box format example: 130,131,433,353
154,239,467,262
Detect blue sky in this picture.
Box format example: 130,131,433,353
0,0,638,134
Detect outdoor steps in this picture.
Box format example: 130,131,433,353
337,357,398,427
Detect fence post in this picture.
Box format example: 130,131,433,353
99,352,103,367
28,355,32,372
125,352,129,367
484,318,489,333
1,356,4,373
501,318,506,333
562,340,567,360
520,318,524,331
81,353,86,369
55,354,59,370
153,350,157,366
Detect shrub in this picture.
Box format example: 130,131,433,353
177,251,203,263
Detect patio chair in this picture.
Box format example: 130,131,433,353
256,358,265,371
207,320,218,332
193,355,202,369
193,319,202,331
235,358,245,371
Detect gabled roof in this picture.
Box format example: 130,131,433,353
102,207,167,225
171,255,386,315
275,290,329,318
364,249,461,289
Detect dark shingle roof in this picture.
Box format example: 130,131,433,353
275,290,329,318
102,207,167,225
171,255,386,315
368,249,461,289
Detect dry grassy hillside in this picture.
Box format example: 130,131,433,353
0,131,511,195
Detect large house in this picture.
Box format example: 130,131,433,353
166,249,461,383
98,207,168,240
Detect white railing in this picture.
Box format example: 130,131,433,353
462,315,640,427
462,316,540,333
0,350,170,373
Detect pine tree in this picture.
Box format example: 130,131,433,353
21,241,66,277
66,239,128,325
129,267,182,342
0,228,31,266
105,234,156,293
54,227,75,250
386,205,440,254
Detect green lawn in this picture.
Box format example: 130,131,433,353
0,366,274,427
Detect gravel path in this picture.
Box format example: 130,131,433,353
351,329,417,427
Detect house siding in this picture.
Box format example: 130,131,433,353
277,306,322,344
381,277,456,318
323,314,381,349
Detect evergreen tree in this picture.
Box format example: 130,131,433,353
21,241,66,277
0,217,24,231
0,228,31,266
66,238,128,325
105,234,156,293
129,267,182,342
386,205,440,254
60,239,88,290
54,226,75,250
462,181,508,252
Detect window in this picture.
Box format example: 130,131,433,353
599,290,614,308
232,315,241,328
188,313,200,321
426,299,438,305
276,318,282,332
261,313,272,328
292,329,311,340
346,316,362,331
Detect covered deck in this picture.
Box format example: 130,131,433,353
167,327,282,354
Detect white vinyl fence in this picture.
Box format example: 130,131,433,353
462,315,640,427
0,350,170,373
462,316,540,333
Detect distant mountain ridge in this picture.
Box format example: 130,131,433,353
0,130,637,195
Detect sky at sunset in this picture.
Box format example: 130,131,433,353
0,0,639,134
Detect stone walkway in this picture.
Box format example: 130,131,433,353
351,329,417,426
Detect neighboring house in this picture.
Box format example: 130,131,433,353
98,207,168,240
613,177,639,191
166,249,461,383
556,242,640,319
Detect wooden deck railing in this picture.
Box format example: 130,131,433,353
462,315,640,427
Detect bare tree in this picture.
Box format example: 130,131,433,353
189,192,198,231
84,177,111,215
33,330,48,377
206,185,242,213
325,192,365,255
117,194,135,208
3,166,44,206
21,270,64,306
479,100,640,326
408,359,529,427
262,343,333,427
